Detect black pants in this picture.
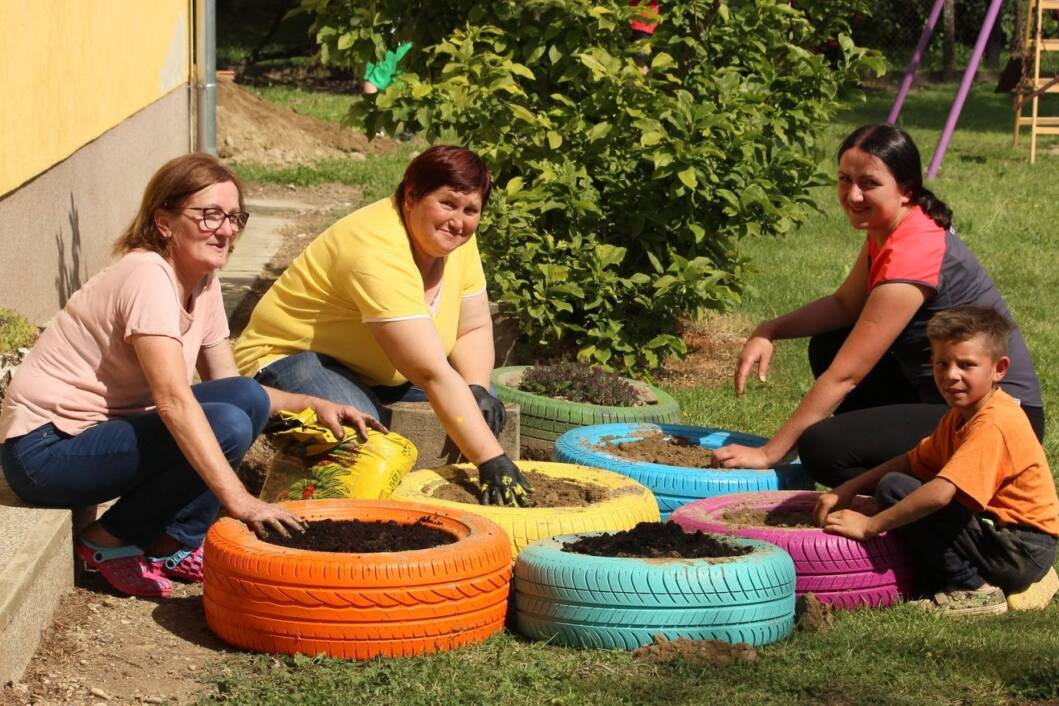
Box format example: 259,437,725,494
876,473,1057,593
798,328,1045,488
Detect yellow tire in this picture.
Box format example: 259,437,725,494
392,461,660,556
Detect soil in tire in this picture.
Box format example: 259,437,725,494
431,468,609,507
598,430,720,468
722,507,817,528
263,518,456,552
563,522,752,559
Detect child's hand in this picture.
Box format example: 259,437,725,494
822,509,877,541
814,487,856,527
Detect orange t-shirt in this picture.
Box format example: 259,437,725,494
907,388,1059,536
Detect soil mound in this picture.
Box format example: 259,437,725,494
563,522,751,559
723,507,817,528
432,468,610,507
796,593,834,633
600,430,719,468
632,634,759,667
264,518,456,553
216,78,392,164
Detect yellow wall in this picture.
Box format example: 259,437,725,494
1,1,190,196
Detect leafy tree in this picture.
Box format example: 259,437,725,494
302,0,883,374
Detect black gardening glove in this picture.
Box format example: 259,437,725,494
469,384,507,436
478,454,533,507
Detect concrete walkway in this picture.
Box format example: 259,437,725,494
0,196,303,683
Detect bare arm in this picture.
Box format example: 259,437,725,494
814,454,912,525
135,335,306,536
369,317,503,464
447,292,494,388
823,476,956,542
715,280,930,468
196,342,385,440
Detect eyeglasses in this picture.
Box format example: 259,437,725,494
183,207,250,233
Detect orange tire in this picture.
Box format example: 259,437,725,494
203,499,513,660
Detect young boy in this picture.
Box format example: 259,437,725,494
814,305,1058,616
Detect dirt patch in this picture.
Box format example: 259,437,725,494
264,517,455,553
217,77,397,165
657,312,753,391
723,507,817,528
631,634,758,667
430,467,609,507
599,430,719,468
796,593,834,633
564,522,752,559
0,581,224,706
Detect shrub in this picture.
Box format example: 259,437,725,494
519,362,640,407
0,308,38,354
303,0,884,374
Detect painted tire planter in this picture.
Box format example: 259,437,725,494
514,533,796,649
203,499,512,660
554,423,811,520
391,461,660,556
672,491,917,609
491,365,681,451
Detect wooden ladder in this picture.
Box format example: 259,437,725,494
1014,0,1059,162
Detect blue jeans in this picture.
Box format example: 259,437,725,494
0,377,270,549
254,351,426,425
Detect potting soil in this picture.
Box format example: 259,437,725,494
598,430,720,468
722,507,817,528
632,635,759,667
563,521,751,559
432,469,610,507
263,517,456,552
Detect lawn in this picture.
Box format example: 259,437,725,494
208,83,1059,706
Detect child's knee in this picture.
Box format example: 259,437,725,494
875,472,921,508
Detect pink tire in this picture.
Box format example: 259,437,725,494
671,491,917,609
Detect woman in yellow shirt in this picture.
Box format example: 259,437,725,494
234,146,531,506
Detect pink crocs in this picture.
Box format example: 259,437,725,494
76,540,172,598
150,545,205,583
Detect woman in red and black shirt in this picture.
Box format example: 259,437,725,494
713,124,1044,487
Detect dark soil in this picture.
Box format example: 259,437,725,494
723,507,817,528
431,467,610,507
599,430,720,468
263,517,456,553
563,522,752,559
796,593,834,633
631,634,759,667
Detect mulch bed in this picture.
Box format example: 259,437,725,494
262,518,456,553
563,522,752,559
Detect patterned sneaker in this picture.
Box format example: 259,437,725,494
149,546,205,583
911,583,1008,617
76,539,172,598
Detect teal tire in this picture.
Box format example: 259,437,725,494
553,423,811,519
492,366,681,451
514,533,796,649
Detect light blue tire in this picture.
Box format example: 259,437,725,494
514,533,796,649
553,423,812,519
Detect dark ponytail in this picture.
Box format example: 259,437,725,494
838,124,953,230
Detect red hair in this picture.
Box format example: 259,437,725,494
395,145,492,210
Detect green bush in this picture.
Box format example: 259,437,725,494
303,0,884,374
519,361,639,406
0,308,38,354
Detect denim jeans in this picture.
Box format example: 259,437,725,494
875,472,1057,593
0,377,270,549
254,351,426,425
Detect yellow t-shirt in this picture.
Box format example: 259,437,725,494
233,196,487,387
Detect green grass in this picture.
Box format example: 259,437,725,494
204,83,1059,706
241,85,358,125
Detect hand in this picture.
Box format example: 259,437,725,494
822,509,877,542
311,398,388,441
229,495,309,539
734,331,775,395
711,443,772,469
469,384,506,436
814,486,858,527
477,454,533,507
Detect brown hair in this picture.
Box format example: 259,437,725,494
113,153,244,257
926,306,1012,360
394,145,492,212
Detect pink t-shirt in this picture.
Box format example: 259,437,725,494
0,250,229,440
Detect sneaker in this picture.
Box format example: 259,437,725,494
910,583,1008,617
76,540,172,598
150,545,204,583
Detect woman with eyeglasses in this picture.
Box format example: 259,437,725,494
0,153,382,598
